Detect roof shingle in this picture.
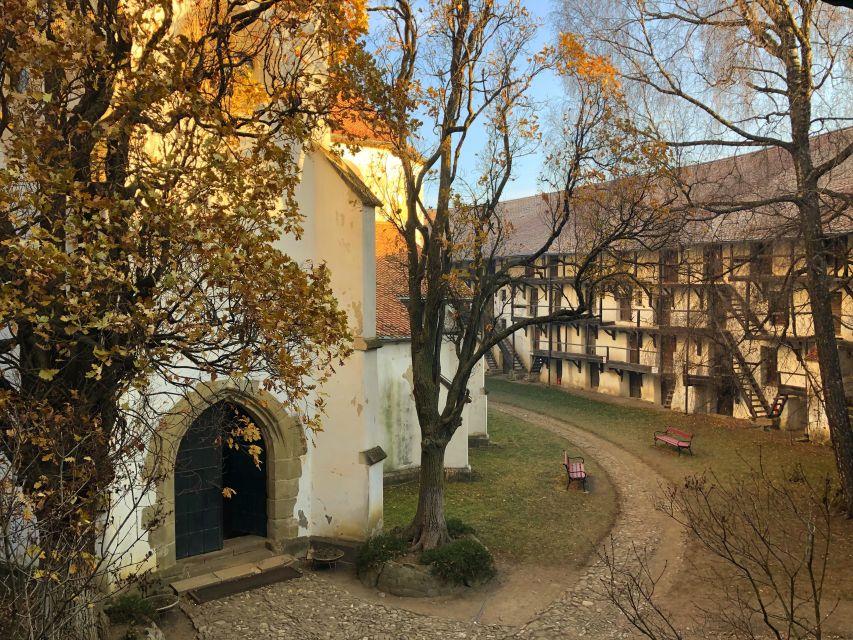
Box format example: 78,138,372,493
376,253,411,340
491,128,853,257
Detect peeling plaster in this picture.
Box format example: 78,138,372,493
401,364,414,388
350,300,364,335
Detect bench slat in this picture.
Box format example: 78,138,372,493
665,427,693,440
568,463,585,478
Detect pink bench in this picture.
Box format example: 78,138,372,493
563,451,587,491
654,427,694,455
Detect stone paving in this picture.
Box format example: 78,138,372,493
186,403,686,640
495,403,684,640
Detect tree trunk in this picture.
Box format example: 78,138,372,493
799,195,853,517
406,443,450,550
805,273,853,516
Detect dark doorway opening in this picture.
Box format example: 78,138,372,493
223,410,267,540
661,335,676,375
716,380,736,416
629,372,642,398
175,402,267,560
589,363,599,389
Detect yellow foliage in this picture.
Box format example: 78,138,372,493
557,32,620,90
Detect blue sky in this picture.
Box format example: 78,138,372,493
444,1,563,203
378,1,564,205
489,1,562,201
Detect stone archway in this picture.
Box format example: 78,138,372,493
145,381,306,572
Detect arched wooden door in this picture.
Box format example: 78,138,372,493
174,402,267,560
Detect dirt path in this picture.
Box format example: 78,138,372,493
490,402,687,639
180,403,689,640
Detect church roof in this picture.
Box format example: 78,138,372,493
376,253,411,340
331,108,394,148
320,149,383,208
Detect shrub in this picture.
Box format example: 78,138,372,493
446,517,475,538
420,539,496,586
104,593,157,625
355,533,409,574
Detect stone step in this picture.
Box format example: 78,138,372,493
169,536,278,581
170,554,294,594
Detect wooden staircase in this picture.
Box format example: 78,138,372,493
770,393,789,417
727,347,772,418
714,283,764,335
484,349,501,374
709,284,775,420
530,355,546,377
662,385,676,410
497,340,526,375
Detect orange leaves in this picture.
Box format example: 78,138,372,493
556,32,620,91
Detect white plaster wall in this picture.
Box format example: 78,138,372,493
99,148,386,576
285,151,381,541
338,145,407,225
376,341,421,471
466,357,489,439
376,340,476,473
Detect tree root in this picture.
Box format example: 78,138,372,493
404,521,450,552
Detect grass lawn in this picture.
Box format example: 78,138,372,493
480,378,853,619
383,407,618,566
486,377,838,485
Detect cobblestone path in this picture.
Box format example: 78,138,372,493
492,402,686,640
187,403,686,640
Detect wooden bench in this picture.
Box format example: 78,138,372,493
563,451,587,491
653,427,694,455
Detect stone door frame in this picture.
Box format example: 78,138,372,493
145,380,305,571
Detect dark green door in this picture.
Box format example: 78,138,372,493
175,404,225,559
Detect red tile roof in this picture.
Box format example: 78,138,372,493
331,109,394,147
376,253,411,339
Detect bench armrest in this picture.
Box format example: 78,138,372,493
566,455,584,464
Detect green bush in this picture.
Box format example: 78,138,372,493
355,533,409,574
446,517,475,538
420,539,496,586
104,593,157,624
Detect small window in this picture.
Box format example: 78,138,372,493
767,286,788,325
696,340,703,357
760,346,779,385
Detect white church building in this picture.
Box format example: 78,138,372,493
104,122,488,580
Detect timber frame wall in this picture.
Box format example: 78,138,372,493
489,235,853,442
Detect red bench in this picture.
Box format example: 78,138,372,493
563,451,587,491
653,427,694,455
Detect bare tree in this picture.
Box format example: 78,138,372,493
566,0,853,514
361,1,679,549
599,467,834,640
